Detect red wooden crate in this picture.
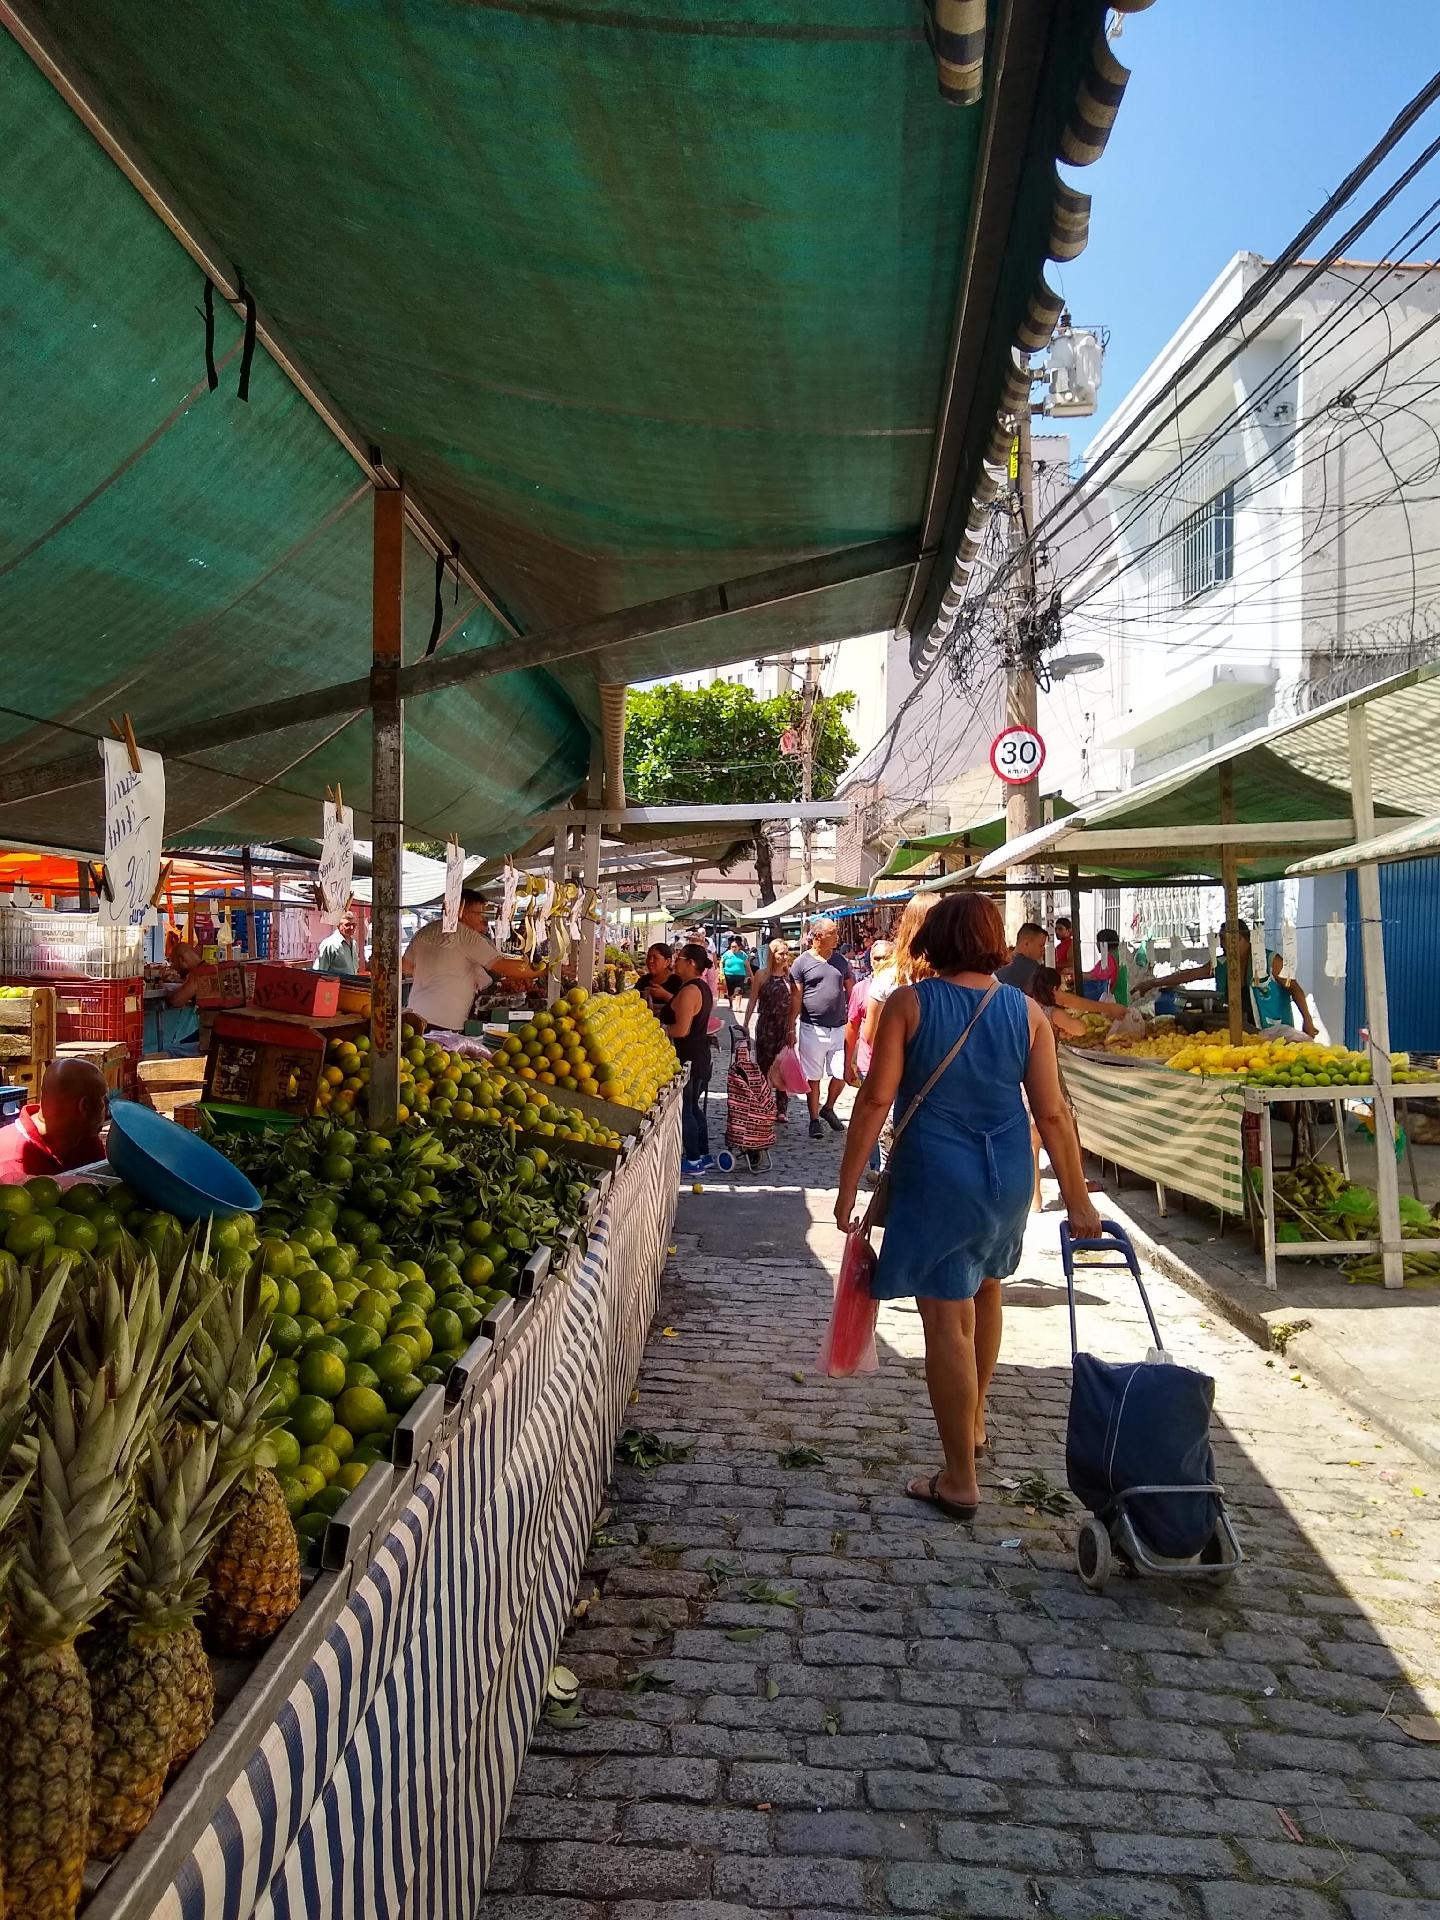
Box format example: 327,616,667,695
249,965,340,1018
35,977,142,1096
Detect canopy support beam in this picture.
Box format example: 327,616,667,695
0,539,915,809
369,486,406,1132
1349,705,1404,1288
1218,766,1243,1045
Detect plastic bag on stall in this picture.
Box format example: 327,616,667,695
818,1229,880,1376
771,1045,810,1096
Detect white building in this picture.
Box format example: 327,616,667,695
1040,253,1440,1039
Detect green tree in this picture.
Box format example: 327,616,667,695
624,681,857,903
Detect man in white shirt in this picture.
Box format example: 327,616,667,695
314,909,363,976
402,892,500,1032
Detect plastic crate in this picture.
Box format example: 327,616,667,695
49,978,143,1096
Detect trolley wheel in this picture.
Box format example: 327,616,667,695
714,1150,736,1174
1076,1518,1112,1593
1197,1527,1235,1589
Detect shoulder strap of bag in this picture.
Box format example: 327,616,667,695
889,980,1001,1151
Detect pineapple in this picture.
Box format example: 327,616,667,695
86,1425,240,1854
0,1254,202,1920
181,1254,299,1657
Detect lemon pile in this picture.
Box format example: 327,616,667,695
497,987,677,1111
1164,1034,1434,1087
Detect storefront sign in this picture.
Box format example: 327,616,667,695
615,882,659,906
97,737,165,926
443,837,466,935
318,799,354,925
989,725,1045,785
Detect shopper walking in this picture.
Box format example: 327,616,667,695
836,893,1101,1521
669,941,716,1173
859,894,936,1058
720,936,753,1011
788,918,853,1138
744,938,795,1122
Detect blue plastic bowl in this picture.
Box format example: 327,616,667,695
106,1099,262,1222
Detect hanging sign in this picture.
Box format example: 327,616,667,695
989,725,1046,785
97,730,165,927
1324,914,1346,981
318,791,354,926
442,836,466,935
500,857,521,937
615,881,659,907
1282,918,1299,977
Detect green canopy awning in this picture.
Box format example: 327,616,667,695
879,795,1076,876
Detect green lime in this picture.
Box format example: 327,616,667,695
462,1252,494,1288
395,1259,427,1286
23,1176,62,1212
293,1225,326,1256
334,1461,370,1493
295,1508,331,1540
271,1429,302,1472
257,1236,295,1278
456,1304,483,1338
0,1185,34,1221
321,1154,354,1184
326,1424,355,1461
60,1184,103,1215
278,1472,310,1518
297,1275,339,1323
334,1385,389,1437
417,1362,449,1386
353,1220,383,1250
398,1326,434,1365
270,1314,304,1357
426,1308,463,1352
368,1341,415,1384
299,1443,341,1483
353,1288,393,1320
351,1309,391,1340
298,1350,348,1399
338,1321,381,1361
436,1287,472,1313
288,1394,336,1447
425,1256,462,1289
333,1279,361,1310
52,1214,98,1252
349,1445,387,1469
398,1281,436,1313
381,1372,425,1415
5,1215,55,1258
464,1217,494,1245
344,1361,381,1392
292,1462,327,1500
309,1484,351,1518
318,1244,354,1281
275,1277,301,1316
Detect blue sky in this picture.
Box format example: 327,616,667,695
1053,2,1440,453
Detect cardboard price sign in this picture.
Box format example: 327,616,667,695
319,796,355,926
443,836,466,935
98,736,165,927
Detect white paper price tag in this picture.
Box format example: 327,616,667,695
319,801,355,926
98,739,165,927
1281,918,1299,976
1324,914,1346,980
443,839,466,935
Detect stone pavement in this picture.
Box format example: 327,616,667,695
484,1072,1440,1920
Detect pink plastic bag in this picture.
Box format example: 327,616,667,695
771,1044,809,1096
818,1229,880,1376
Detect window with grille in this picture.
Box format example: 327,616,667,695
1178,483,1235,602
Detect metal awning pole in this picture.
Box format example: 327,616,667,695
547,833,567,1008
1348,705,1403,1287
577,744,604,993
369,486,406,1131
241,848,256,958
1068,863,1082,991
1218,766,1243,1044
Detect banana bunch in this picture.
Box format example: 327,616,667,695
1347,1250,1440,1287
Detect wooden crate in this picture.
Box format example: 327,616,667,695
137,1054,209,1119
55,1040,128,1094
0,986,56,1100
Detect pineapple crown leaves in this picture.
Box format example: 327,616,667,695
111,1419,243,1633
178,1243,278,1484
0,1248,76,1418
6,1249,218,1645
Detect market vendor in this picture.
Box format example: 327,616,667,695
0,1059,107,1181
1150,919,1312,1034
402,890,500,1031
314,908,364,976
161,941,206,1054
1001,923,1129,1024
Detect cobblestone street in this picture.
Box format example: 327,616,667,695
485,1087,1440,1920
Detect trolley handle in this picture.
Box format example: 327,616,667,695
1060,1219,1165,1357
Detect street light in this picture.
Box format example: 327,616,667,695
1046,652,1105,682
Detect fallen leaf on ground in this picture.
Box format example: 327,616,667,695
765,1678,780,1700
1276,1809,1304,1843
1394,1714,1440,1742
662,1327,678,1338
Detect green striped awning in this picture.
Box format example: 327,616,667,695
1286,810,1440,877
1062,1050,1246,1215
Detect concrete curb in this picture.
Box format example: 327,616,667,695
1102,1193,1440,1475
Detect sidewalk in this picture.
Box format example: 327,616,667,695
484,1082,1440,1920
1107,1179,1440,1473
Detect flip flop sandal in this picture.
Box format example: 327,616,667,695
907,1473,978,1524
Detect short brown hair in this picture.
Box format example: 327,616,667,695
910,892,1007,976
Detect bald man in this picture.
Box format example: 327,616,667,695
0,1059,108,1183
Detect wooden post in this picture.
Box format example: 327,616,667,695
578,743,604,992
369,486,406,1131
547,830,568,1007
1068,864,1083,993
241,848,257,957
1348,704,1403,1287
1218,765,1244,1044
77,860,91,912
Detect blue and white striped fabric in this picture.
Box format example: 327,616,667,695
146,1094,681,1920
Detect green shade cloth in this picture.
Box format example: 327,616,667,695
879,795,1076,876
1286,811,1440,877
1062,1050,1246,1215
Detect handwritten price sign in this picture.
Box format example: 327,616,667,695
442,838,466,934
98,739,165,926
319,800,355,926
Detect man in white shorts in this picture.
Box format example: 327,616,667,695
788,918,854,1139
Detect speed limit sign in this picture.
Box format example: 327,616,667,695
989,725,1045,784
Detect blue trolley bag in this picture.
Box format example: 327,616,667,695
1066,1351,1220,1559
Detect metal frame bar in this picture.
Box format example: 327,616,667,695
1347,704,1405,1288
0,0,520,639
369,487,405,1131
0,538,915,810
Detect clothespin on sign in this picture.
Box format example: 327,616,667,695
324,784,344,821
108,713,142,773
88,862,114,905
149,862,173,909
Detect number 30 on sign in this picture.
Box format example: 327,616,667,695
989,726,1045,784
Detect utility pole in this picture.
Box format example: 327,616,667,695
1005,404,1042,934
799,648,822,887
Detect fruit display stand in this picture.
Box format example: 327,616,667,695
1060,1047,1250,1217
82,1080,682,1920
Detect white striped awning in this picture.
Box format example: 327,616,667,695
1286,810,1440,877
